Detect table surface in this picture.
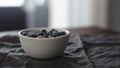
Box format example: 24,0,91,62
0,27,118,36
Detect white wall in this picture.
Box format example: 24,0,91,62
49,0,95,28
49,0,108,28
49,0,69,28
69,0,95,28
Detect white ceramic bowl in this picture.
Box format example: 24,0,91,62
18,28,70,59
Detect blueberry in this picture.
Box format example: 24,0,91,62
34,31,41,36
53,32,59,37
52,31,58,37
38,36,44,38
48,31,52,36
51,29,56,31
34,31,43,36
41,29,47,33
52,29,58,32
48,35,52,38
21,29,66,38
56,33,61,36
27,31,38,38
48,29,61,37
21,31,28,36
49,29,58,33
43,33,49,38
59,32,66,35
39,32,44,36
52,30,58,34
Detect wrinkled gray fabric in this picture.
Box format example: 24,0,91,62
81,34,120,68
1,34,120,68
0,34,93,68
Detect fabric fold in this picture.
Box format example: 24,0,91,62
0,34,93,68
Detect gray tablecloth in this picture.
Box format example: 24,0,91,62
0,34,120,68
81,34,120,68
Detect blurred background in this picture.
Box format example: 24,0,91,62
0,0,119,33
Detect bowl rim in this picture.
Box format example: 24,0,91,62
18,27,70,40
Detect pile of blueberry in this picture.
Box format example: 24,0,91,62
21,29,66,38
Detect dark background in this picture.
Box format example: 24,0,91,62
0,7,26,31
109,0,120,31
